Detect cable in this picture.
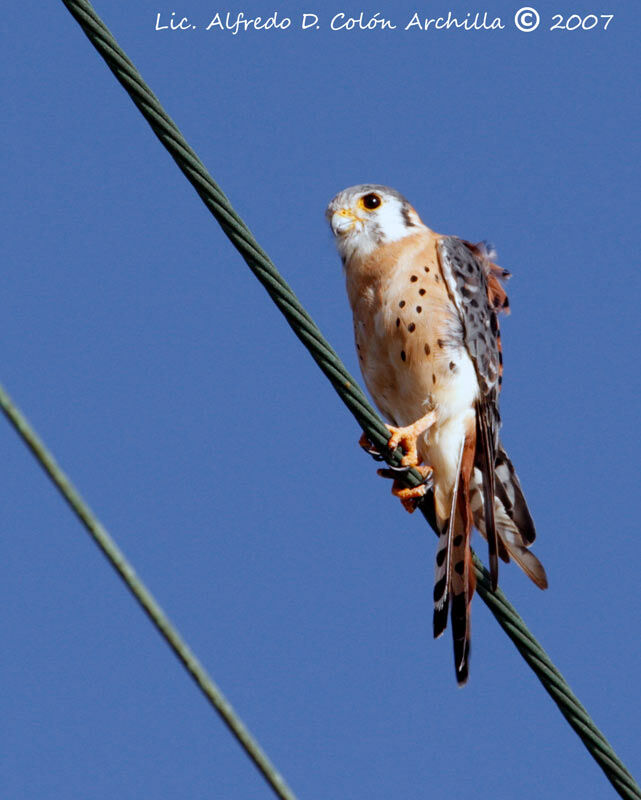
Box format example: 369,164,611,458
0,383,297,800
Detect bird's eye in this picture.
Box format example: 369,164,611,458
359,193,382,211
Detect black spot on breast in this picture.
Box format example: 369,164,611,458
400,350,406,362
467,264,475,274
449,361,457,371
408,323,416,333
399,300,406,308
437,339,445,349
454,560,465,575
416,306,422,313
432,374,436,384
436,548,447,567
470,299,479,308
424,266,430,273
424,343,431,356
453,534,463,547
410,275,418,283
396,318,400,327
435,274,440,282
490,312,499,335
419,288,426,296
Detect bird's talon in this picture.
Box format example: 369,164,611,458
390,466,434,513
386,427,417,466
393,481,428,514
359,432,386,461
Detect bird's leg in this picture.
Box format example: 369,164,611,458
358,410,437,466
359,410,436,512
385,410,437,467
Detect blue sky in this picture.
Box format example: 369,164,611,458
3,1,640,798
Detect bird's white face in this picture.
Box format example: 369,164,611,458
326,184,423,263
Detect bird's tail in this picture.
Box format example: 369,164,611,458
433,427,477,685
471,444,548,590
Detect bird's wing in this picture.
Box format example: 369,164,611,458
437,236,507,589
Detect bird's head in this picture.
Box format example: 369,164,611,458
326,184,423,263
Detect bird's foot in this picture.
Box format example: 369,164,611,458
377,465,434,513
385,410,437,467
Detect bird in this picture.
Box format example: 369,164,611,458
326,184,547,684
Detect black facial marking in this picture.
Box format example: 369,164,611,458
401,204,416,228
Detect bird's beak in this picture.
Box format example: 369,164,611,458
330,208,362,236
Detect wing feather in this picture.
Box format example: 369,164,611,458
438,236,503,588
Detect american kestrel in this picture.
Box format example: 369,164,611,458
326,184,547,684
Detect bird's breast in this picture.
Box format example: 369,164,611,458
349,234,479,428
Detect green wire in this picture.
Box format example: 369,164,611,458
0,384,297,800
